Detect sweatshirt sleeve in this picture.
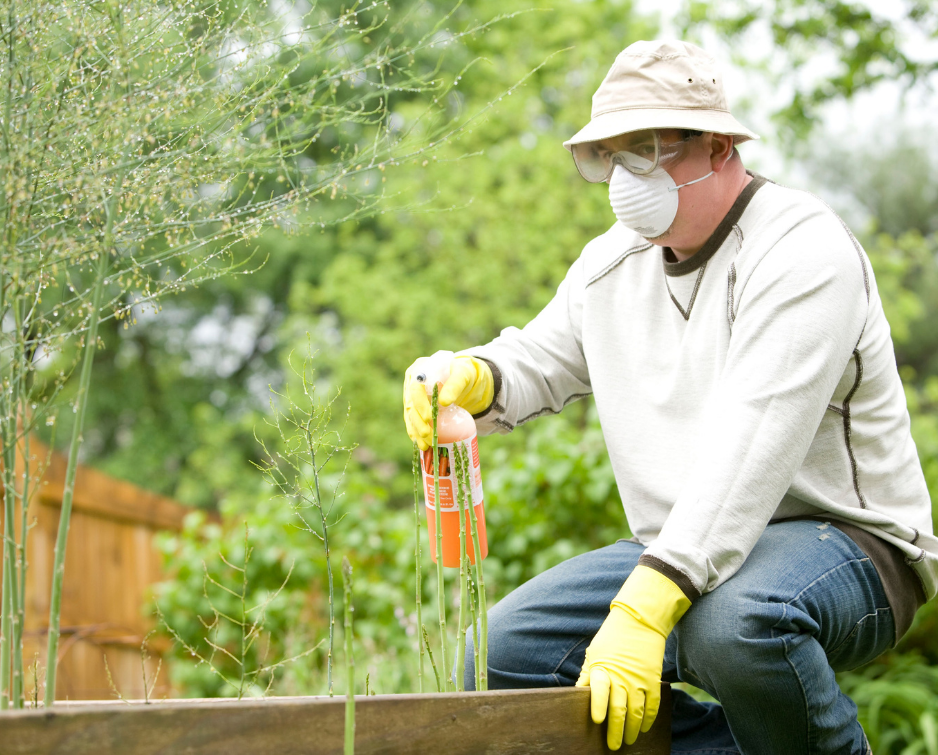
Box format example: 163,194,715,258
461,256,592,435
640,218,870,599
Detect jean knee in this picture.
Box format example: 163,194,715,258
480,598,526,674
675,588,785,690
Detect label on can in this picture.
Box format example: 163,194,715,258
421,436,483,512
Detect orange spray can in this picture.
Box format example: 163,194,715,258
414,352,488,568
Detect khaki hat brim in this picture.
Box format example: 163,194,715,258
562,107,759,151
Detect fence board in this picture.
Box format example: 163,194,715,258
1,439,206,700
0,686,671,755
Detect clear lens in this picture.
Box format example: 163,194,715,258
617,131,659,176
571,130,702,182
571,142,615,183
658,135,698,168
572,130,661,182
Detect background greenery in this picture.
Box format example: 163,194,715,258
36,0,938,751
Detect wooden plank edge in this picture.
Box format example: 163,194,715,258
0,685,672,755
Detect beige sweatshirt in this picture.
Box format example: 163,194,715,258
466,175,938,601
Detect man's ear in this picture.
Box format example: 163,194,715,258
709,133,736,172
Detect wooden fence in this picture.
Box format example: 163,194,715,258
1,440,202,701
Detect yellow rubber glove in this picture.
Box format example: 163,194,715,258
402,355,494,450
576,565,691,750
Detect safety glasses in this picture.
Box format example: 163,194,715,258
571,129,703,183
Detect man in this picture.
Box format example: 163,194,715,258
402,40,937,754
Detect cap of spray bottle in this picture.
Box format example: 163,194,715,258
412,350,453,393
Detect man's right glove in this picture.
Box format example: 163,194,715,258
403,354,495,450
576,565,691,750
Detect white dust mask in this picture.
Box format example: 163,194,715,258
608,162,714,238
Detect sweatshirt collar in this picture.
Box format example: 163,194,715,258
663,172,767,277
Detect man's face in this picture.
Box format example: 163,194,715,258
592,129,724,245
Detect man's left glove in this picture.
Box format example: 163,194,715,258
403,355,494,450
576,565,691,751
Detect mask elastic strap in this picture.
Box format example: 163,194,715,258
668,171,714,192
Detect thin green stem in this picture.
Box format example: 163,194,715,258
0,548,11,709
238,524,250,700
454,443,468,692
44,227,112,708
412,444,424,693
14,430,29,708
342,557,354,755
6,244,31,709
421,624,441,693
431,386,450,691
466,446,488,691
467,571,480,690
6,438,20,707
1,392,19,709
0,134,8,708
30,653,39,708
458,445,481,690
1,1,16,244
308,436,335,697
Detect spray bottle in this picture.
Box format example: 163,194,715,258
414,351,489,568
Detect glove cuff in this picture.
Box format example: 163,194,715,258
459,356,495,415
611,564,691,637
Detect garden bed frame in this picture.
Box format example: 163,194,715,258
1,685,671,754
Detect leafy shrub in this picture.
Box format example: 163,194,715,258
839,655,938,755
154,401,626,696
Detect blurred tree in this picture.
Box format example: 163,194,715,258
678,0,938,143
811,128,938,238
71,0,657,513
152,0,660,697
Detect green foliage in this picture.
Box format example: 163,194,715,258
157,522,322,699
811,131,938,238
156,501,326,697
839,655,938,755
77,0,657,509
483,405,628,588
291,0,657,501
155,401,626,696
679,0,938,143
254,344,357,694
155,461,422,696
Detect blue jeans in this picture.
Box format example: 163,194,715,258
462,520,891,754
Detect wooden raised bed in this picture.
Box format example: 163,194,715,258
0,685,671,754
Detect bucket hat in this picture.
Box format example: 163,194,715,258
563,40,759,150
